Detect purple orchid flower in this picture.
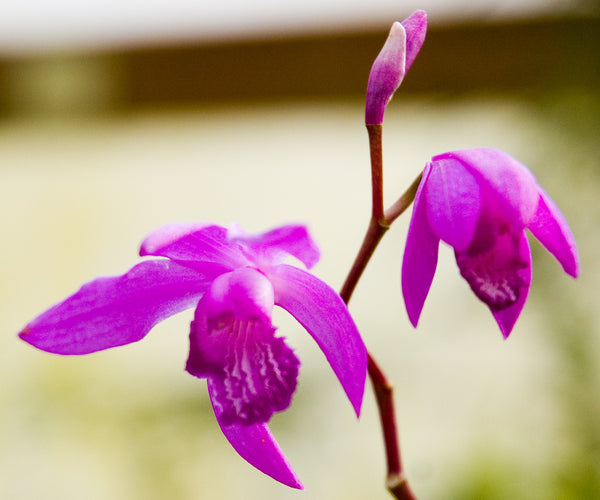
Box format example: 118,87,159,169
19,222,368,489
365,10,428,125
402,148,580,338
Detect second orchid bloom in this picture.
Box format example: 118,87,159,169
402,148,579,337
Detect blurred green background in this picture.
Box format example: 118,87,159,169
1,1,598,499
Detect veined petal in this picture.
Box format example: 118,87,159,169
528,187,580,278
140,223,249,270
208,382,303,489
425,157,481,251
402,163,440,327
456,228,532,338
228,223,320,269
435,149,540,227
267,264,367,417
402,10,428,73
19,260,211,354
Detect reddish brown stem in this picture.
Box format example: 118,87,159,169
339,123,421,499
341,229,416,499
367,124,384,221
368,355,417,500
339,217,388,304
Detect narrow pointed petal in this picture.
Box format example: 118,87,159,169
365,21,406,125
402,10,428,73
402,163,440,327
140,223,248,270
228,223,320,269
456,229,532,338
209,382,304,489
19,260,211,354
528,187,580,277
267,264,367,417
425,158,481,251
436,149,540,227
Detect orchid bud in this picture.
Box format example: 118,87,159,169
365,10,428,125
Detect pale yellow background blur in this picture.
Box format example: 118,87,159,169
1,4,598,500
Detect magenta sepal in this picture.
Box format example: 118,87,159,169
18,259,213,354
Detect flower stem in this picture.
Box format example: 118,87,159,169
339,123,421,500
340,219,416,500
368,356,417,500
368,124,385,221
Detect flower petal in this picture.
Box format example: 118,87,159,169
402,10,428,73
208,383,303,489
19,260,211,354
267,264,367,417
456,227,532,338
402,163,440,327
528,187,580,278
425,157,481,251
228,223,320,269
140,223,248,270
435,149,540,228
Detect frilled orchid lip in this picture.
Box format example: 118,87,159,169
18,222,367,489
402,148,579,338
186,268,300,427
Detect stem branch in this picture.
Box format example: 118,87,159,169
385,172,423,225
